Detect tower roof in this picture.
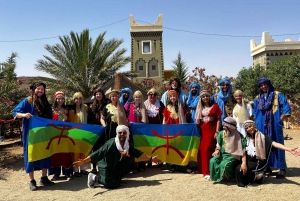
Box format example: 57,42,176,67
130,14,163,32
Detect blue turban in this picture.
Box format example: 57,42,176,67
119,88,133,106
188,82,200,95
120,88,133,95
218,78,231,86
257,77,275,92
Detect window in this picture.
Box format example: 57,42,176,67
152,65,156,70
139,66,143,71
142,41,151,54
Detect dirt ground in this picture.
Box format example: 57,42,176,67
1,129,300,201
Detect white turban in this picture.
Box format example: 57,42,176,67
115,125,130,157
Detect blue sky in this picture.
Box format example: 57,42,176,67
1,0,300,78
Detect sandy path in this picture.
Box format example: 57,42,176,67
1,129,300,201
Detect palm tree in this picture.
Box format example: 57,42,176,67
172,52,189,84
35,29,130,98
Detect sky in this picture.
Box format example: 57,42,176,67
1,0,300,79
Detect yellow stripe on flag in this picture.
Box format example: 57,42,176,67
28,139,93,162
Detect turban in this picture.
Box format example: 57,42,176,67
223,117,237,130
54,91,65,99
73,92,83,100
115,125,130,155
218,78,231,86
233,90,243,96
243,120,257,129
133,90,143,98
147,88,158,95
188,82,200,91
120,88,133,95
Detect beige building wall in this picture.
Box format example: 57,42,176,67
130,14,164,82
251,32,300,67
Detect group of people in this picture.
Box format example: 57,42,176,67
13,76,300,191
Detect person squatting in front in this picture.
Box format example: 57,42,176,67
209,117,246,182
73,125,161,189
235,120,300,187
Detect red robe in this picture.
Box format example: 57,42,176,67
197,104,222,175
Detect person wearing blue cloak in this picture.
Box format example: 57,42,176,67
253,77,291,179
212,78,236,126
186,82,201,123
161,78,188,107
119,88,133,107
13,82,54,191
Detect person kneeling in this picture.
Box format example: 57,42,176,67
235,120,300,187
73,125,161,189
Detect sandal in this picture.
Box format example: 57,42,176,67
186,169,194,174
74,172,82,177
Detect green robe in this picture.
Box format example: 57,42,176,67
90,138,143,189
209,131,246,182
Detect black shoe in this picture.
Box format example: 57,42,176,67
265,167,272,175
157,163,164,168
256,174,266,184
276,169,286,179
29,179,37,191
40,176,55,186
147,160,152,168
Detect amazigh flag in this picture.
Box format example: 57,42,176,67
28,116,104,162
131,123,200,165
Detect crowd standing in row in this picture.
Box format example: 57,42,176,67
13,76,300,191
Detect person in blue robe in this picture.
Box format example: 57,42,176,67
13,82,54,191
186,82,200,123
212,78,236,126
119,88,133,107
253,77,291,179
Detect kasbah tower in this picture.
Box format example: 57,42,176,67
129,14,166,83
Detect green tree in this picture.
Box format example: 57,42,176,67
265,54,300,98
0,53,27,118
172,52,189,84
234,65,267,100
35,29,131,99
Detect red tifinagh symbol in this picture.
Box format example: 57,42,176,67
45,123,82,150
151,129,184,158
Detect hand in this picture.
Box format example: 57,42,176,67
23,113,32,119
280,115,286,122
212,150,220,156
152,155,162,164
214,132,218,139
196,119,201,125
289,147,300,156
73,159,84,168
240,162,247,175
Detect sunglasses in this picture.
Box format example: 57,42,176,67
118,132,127,135
148,93,157,96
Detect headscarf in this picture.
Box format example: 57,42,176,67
73,92,87,123
223,117,244,159
257,77,275,138
243,120,266,160
233,90,249,123
187,82,200,108
216,78,233,124
53,91,65,99
119,88,133,106
133,90,147,123
53,91,66,108
144,88,160,110
115,125,130,160
195,90,211,121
